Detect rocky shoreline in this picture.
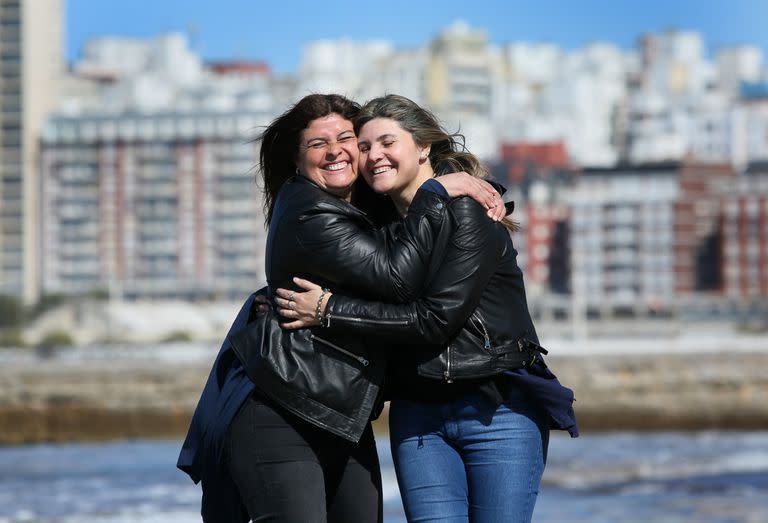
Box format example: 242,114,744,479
1,344,767,444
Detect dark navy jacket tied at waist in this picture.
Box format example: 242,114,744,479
177,292,260,523
505,361,578,438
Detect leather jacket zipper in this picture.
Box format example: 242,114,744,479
470,311,491,352
444,311,489,383
444,345,453,383
311,334,370,367
325,313,411,328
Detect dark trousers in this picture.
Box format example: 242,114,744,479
225,393,383,522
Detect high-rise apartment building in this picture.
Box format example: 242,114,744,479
734,85,768,167
40,111,269,299
0,0,63,303
716,46,763,99
425,21,494,119
673,162,736,295
719,163,768,298
38,35,275,300
568,164,680,314
638,30,711,95
297,39,394,100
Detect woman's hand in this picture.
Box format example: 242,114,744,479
436,172,506,221
275,277,331,329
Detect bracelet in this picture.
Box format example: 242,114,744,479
315,288,330,327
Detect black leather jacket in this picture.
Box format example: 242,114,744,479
230,176,451,442
324,196,545,384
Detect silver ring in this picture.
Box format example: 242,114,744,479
289,300,295,310
288,292,295,302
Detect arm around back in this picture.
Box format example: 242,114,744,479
269,177,451,303
323,197,505,344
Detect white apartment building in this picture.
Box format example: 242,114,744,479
292,23,500,158
733,91,768,165
296,39,394,100
296,40,430,109
40,111,269,299
626,91,687,162
0,0,63,302
625,30,768,167
494,43,560,147
421,21,498,159
628,89,735,164
638,30,713,95
568,167,679,312
373,48,428,106
291,26,768,168
688,93,739,163
33,26,768,304
492,43,557,143
716,46,764,99
425,21,494,119
494,42,633,167
39,34,276,299
628,31,714,164
74,33,201,84
544,44,629,166
63,33,274,117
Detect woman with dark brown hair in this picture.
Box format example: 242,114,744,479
177,93,504,523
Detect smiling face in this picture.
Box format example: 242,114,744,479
296,113,358,200
357,117,430,197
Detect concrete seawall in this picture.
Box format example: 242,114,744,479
552,351,768,431
1,343,767,444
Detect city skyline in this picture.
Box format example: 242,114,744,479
1,2,765,308
68,0,768,74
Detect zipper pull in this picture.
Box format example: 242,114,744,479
443,370,453,383
358,356,370,367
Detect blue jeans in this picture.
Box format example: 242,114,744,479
389,388,549,523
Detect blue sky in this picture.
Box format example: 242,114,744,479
68,0,768,74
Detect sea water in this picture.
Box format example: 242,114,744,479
1,431,767,523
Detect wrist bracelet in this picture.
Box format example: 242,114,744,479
315,288,330,326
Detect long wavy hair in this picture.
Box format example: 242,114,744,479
256,94,360,225
354,94,517,231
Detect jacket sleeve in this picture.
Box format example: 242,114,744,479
323,197,504,344
294,186,452,302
